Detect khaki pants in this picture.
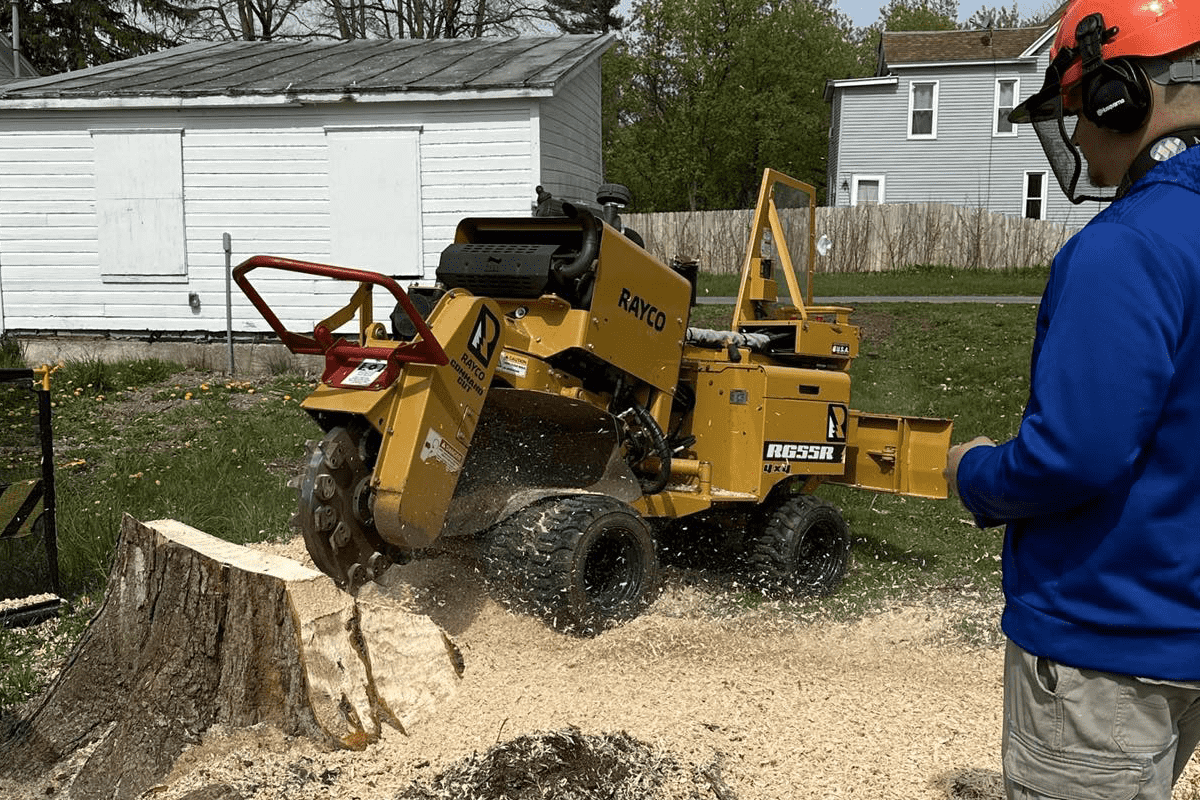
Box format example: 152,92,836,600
1004,640,1200,800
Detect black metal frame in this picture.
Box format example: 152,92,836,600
0,368,60,597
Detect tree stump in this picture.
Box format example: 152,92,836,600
0,514,464,800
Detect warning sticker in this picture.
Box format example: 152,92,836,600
420,428,465,473
342,359,387,387
496,352,529,379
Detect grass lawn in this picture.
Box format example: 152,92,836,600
696,264,1050,299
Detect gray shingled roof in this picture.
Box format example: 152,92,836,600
0,34,39,84
879,25,1051,70
0,35,612,101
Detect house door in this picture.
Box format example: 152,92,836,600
325,126,423,276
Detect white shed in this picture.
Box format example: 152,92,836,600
0,35,613,341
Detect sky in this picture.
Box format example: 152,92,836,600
833,0,1052,29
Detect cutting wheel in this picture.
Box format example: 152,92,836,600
293,425,390,591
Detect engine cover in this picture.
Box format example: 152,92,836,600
437,243,559,298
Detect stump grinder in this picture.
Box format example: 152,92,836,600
234,169,952,635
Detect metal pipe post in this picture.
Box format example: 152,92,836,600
224,233,235,375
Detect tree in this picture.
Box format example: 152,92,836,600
603,0,871,211
5,0,193,75
963,2,1037,28
182,0,312,39
546,0,624,34
879,0,959,31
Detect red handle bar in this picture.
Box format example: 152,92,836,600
233,255,449,369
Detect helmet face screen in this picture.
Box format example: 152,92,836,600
1030,98,1119,204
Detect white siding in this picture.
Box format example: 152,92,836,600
0,98,550,335
537,60,605,206
831,50,1104,230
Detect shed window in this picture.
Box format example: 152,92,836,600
92,129,186,283
909,81,938,138
996,79,1018,136
1024,171,1047,219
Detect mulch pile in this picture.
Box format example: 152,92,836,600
396,727,736,800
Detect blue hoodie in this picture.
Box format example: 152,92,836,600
956,144,1200,680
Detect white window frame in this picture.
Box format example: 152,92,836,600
1023,171,1047,220
995,78,1019,137
908,80,938,139
92,128,187,284
851,175,885,206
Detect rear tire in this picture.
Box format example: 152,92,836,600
485,495,659,636
745,494,850,597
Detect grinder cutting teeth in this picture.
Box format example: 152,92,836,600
293,425,389,591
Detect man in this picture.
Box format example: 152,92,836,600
945,0,1200,797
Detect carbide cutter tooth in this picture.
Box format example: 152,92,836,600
313,505,336,532
314,473,336,502
368,551,392,575
330,521,350,548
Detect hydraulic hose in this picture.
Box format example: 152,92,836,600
555,203,601,280
632,402,672,495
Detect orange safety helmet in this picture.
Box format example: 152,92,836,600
1010,0,1200,202
1012,0,1200,131
1056,0,1200,91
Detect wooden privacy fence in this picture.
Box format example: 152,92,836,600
623,203,1080,274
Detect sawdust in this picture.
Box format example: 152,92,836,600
114,539,1013,800
17,537,1200,800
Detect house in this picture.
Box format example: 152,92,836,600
823,17,1106,228
0,35,613,340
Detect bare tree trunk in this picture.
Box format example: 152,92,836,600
0,515,462,800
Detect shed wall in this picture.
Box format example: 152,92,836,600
537,60,605,204
0,99,549,336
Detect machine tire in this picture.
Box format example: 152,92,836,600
485,495,659,636
745,494,850,597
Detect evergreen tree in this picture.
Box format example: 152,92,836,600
7,0,193,75
546,0,623,34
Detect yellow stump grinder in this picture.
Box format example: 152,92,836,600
235,169,952,635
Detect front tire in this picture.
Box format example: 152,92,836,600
745,494,851,597
485,495,660,635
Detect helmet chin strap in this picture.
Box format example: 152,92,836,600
1117,127,1200,197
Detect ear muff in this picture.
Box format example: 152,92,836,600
1082,57,1151,133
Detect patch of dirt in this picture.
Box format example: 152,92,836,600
98,372,281,423
851,309,896,348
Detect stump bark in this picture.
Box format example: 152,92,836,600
0,514,463,799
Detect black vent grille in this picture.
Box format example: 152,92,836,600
437,243,559,298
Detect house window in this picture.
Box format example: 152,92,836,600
996,78,1019,136
852,175,885,206
909,81,938,138
1024,171,1047,219
92,129,187,283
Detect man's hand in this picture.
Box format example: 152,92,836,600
944,436,996,496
